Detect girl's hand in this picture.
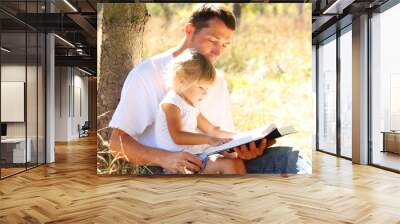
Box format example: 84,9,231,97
207,136,232,146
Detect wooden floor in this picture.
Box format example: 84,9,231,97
1,167,26,178
0,136,400,223
1,163,45,178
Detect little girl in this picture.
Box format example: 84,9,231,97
155,49,246,174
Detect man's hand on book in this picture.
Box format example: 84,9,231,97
161,151,202,174
226,138,276,160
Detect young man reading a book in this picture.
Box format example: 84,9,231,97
108,4,310,174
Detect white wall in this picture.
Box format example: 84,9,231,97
54,67,89,141
55,67,69,141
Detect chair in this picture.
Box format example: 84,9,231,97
78,121,90,138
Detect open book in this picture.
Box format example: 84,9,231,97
201,124,297,156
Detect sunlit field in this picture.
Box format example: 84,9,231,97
143,4,313,159
97,3,314,174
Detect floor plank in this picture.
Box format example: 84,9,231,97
0,135,399,223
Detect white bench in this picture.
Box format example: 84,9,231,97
1,138,32,163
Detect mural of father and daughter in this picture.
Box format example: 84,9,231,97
97,3,313,175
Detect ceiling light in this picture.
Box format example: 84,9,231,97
63,0,78,12
323,0,355,15
1,47,11,53
78,67,93,76
54,34,75,48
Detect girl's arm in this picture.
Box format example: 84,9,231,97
162,103,225,146
197,113,236,138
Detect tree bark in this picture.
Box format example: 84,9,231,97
160,4,172,27
97,3,149,151
273,5,278,16
297,4,303,17
233,3,241,27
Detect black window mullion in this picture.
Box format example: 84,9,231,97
367,11,373,165
36,0,39,168
0,21,2,179
43,0,47,164
316,45,319,151
336,28,341,157
72,68,75,118
44,29,47,164
25,0,28,171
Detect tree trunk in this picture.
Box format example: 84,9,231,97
273,5,278,16
259,5,265,15
297,4,303,17
233,3,241,27
160,4,172,27
97,3,149,151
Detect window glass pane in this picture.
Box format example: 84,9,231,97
0,0,46,178
27,31,38,169
1,10,28,177
38,32,45,165
318,37,337,154
340,29,352,158
371,3,400,171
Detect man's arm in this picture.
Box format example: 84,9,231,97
109,128,203,173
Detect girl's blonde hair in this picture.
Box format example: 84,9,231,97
171,49,216,94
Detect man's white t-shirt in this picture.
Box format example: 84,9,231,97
109,49,234,148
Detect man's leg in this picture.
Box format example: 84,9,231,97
201,157,245,174
244,146,311,174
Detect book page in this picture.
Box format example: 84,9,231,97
203,124,276,155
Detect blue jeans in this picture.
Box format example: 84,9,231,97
245,146,311,174
147,146,311,175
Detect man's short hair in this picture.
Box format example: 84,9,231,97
189,4,236,33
